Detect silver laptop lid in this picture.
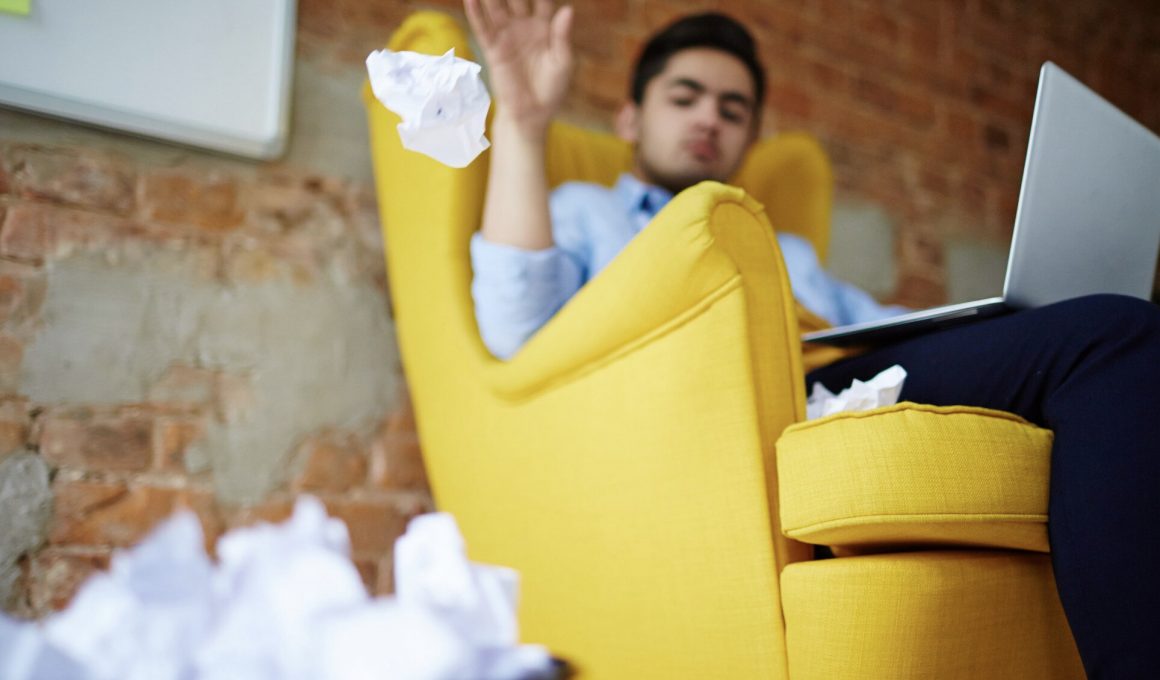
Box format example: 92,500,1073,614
1003,62,1160,308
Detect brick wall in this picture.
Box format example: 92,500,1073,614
301,0,1160,305
0,143,430,617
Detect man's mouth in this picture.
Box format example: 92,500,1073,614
686,139,719,162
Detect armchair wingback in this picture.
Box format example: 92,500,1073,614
363,10,1084,679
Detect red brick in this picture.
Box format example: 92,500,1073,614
247,175,323,234
290,430,368,494
153,415,207,471
351,556,378,596
574,57,631,110
893,272,946,309
322,497,412,558
899,229,945,275
905,23,943,65
225,496,296,530
0,333,21,393
982,121,1012,152
0,201,141,262
858,8,900,46
944,110,978,144
38,407,155,472
49,479,221,550
0,259,46,327
374,552,395,596
894,89,937,129
139,170,244,232
0,396,30,456
27,549,112,614
967,83,1031,122
369,429,428,492
8,146,135,214
572,4,628,59
369,398,428,493
769,82,814,119
386,388,416,432
0,155,10,194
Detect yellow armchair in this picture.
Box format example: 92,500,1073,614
363,11,1083,678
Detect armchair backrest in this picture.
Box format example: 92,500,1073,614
543,113,833,263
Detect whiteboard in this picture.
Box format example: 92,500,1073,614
0,0,296,159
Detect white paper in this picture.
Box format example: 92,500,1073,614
0,497,554,680
366,48,491,168
807,364,907,419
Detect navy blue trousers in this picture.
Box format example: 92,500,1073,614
807,294,1160,679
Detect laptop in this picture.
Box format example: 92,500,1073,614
803,62,1160,347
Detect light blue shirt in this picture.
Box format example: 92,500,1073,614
471,173,905,359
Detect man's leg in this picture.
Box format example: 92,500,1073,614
807,294,1160,678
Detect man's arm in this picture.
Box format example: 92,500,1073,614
465,0,574,250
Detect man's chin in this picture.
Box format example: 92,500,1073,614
653,169,728,194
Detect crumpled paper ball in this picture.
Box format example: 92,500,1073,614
366,48,491,168
0,497,555,680
807,364,907,420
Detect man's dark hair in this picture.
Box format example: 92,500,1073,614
630,12,766,108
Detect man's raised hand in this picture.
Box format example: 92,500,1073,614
464,0,574,136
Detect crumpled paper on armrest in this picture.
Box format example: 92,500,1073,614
366,48,491,168
807,364,907,420
0,497,554,680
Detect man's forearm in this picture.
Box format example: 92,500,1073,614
479,115,554,250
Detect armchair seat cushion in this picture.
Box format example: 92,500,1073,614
777,402,1054,552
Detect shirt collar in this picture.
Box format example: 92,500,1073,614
614,173,674,225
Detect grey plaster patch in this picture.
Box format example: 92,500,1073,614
945,237,1009,305
280,59,375,185
0,453,52,610
828,201,898,297
21,251,399,504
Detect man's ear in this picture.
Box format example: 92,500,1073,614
614,102,640,143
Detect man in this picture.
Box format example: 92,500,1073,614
467,2,904,360
464,0,1160,676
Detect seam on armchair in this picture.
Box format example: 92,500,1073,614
493,272,743,401
782,401,1044,434
784,512,1050,538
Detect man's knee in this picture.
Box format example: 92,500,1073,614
1049,293,1160,346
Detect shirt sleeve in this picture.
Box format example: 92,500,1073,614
469,189,588,360
776,233,908,326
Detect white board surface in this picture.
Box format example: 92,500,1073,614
0,0,296,159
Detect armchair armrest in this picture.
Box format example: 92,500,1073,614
777,402,1054,553
485,181,792,400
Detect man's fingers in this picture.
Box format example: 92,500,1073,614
464,0,494,44
533,0,553,21
480,0,510,28
508,0,531,18
549,4,574,59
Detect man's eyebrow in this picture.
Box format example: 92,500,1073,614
668,77,708,93
667,77,754,109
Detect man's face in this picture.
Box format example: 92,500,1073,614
617,47,760,193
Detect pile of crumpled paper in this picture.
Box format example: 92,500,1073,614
0,497,559,680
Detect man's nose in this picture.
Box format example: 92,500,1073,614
691,100,723,132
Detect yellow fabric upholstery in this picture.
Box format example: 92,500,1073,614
778,402,1053,553
365,13,811,678
364,10,1083,678
782,552,1084,679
